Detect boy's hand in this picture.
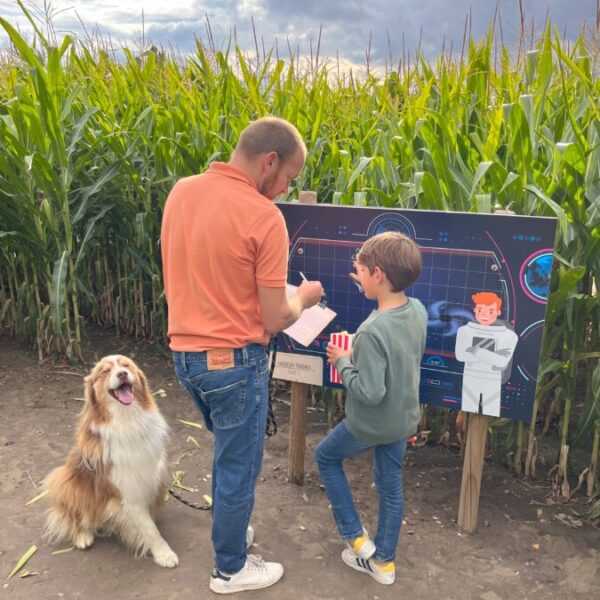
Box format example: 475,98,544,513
326,342,351,365
348,270,363,294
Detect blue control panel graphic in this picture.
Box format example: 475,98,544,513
276,203,557,422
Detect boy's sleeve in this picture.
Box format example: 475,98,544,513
336,332,387,406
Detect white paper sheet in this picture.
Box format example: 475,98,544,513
283,285,337,347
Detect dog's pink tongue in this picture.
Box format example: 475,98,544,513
115,386,133,405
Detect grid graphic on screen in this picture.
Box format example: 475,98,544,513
287,237,510,363
415,246,510,364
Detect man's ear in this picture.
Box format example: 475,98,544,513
264,151,278,170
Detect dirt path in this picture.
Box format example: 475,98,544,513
1,332,598,599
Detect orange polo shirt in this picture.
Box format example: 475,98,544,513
161,162,289,351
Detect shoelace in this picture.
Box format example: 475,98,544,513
245,554,267,572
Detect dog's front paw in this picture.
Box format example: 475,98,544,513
75,531,94,549
153,545,179,568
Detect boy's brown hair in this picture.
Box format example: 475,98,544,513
357,231,422,292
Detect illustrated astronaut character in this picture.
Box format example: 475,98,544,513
455,292,519,417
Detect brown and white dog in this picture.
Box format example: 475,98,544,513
44,355,178,568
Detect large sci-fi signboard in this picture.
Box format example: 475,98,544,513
275,203,557,422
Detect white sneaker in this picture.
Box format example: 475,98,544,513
345,527,376,559
209,554,284,594
246,525,254,549
341,548,395,585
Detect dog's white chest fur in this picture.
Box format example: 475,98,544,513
97,404,169,506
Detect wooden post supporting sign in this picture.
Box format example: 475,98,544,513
457,413,489,532
288,190,317,485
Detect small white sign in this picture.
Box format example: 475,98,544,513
271,351,323,385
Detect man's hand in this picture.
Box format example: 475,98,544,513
296,279,324,309
326,342,351,365
258,280,325,334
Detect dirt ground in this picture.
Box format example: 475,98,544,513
1,331,598,600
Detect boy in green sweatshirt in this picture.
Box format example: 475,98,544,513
316,231,427,585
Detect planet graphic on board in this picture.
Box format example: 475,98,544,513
367,214,415,238
520,251,553,303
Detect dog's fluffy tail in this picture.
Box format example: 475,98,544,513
43,466,78,545
42,463,112,546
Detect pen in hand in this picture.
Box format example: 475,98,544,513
299,271,327,307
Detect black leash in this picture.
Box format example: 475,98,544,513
168,488,212,511
266,336,278,437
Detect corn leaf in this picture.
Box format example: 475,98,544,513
8,545,37,579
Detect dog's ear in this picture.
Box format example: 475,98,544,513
79,368,110,426
84,372,97,406
135,366,152,403
137,367,150,395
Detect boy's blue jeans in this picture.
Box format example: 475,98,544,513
173,344,269,574
315,421,407,563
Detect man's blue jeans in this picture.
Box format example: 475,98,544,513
315,421,407,562
173,344,269,574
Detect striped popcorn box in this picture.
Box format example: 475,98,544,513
329,332,352,384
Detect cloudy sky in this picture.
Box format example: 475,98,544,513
0,0,597,65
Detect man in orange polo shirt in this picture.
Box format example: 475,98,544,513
161,117,323,594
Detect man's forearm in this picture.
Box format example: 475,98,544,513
259,280,323,334
280,295,304,330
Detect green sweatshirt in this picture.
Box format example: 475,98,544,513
335,298,427,445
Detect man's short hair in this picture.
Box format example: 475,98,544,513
236,116,307,164
357,232,422,292
472,291,502,310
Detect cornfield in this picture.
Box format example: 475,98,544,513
0,6,598,499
